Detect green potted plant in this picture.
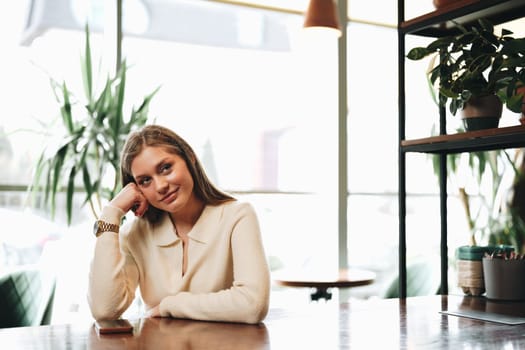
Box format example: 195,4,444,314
431,147,522,295
465,180,525,298
407,18,525,131
27,26,159,225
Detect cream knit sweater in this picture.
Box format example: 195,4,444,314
88,200,270,324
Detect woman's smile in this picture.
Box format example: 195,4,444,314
161,188,179,204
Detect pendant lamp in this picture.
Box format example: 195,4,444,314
303,0,341,36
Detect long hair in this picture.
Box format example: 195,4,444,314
120,124,234,222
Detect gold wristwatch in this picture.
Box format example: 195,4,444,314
93,220,120,237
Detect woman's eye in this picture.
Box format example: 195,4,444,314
138,178,151,186
160,163,172,173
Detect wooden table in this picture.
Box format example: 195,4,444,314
273,268,376,300
2,295,525,349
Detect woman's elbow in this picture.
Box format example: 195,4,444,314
248,303,269,324
89,303,121,321
242,293,269,324
88,295,126,321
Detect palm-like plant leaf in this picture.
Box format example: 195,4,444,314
81,24,93,104
28,25,159,224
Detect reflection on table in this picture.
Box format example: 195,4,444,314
91,317,269,349
2,295,525,349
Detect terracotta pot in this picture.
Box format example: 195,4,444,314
460,94,503,131
433,0,461,9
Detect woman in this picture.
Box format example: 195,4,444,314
88,125,270,324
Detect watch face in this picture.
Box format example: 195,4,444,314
93,220,100,235
93,220,119,236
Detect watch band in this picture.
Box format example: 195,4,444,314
94,220,120,237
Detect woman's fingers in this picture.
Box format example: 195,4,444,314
146,305,161,318
110,183,148,215
132,196,149,217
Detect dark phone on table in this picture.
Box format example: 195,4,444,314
95,319,134,334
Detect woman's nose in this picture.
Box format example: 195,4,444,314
155,177,169,193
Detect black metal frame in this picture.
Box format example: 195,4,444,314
397,0,525,298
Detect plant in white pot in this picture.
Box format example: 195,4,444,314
27,26,159,225
407,18,525,131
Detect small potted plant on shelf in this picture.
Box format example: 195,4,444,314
456,244,514,296
430,147,525,296
432,0,460,10
407,18,525,131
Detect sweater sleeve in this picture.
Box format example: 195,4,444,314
158,204,270,324
87,206,140,320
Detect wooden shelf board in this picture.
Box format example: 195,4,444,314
402,125,525,146
400,0,525,37
401,125,525,153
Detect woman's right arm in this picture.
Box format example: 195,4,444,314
88,183,149,320
87,206,141,320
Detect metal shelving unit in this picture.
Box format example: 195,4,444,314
397,0,525,298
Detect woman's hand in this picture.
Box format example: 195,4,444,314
109,183,149,217
146,305,161,318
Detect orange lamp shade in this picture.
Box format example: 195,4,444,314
303,0,341,32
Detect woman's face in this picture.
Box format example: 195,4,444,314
131,146,195,214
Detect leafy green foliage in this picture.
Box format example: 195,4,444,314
407,18,525,116
28,26,159,225
487,208,525,253
431,145,524,251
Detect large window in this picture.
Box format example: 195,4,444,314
120,2,341,274
3,0,510,320
1,0,340,319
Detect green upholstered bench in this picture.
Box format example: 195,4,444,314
0,265,56,328
382,259,441,299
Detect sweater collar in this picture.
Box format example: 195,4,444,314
152,204,222,246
